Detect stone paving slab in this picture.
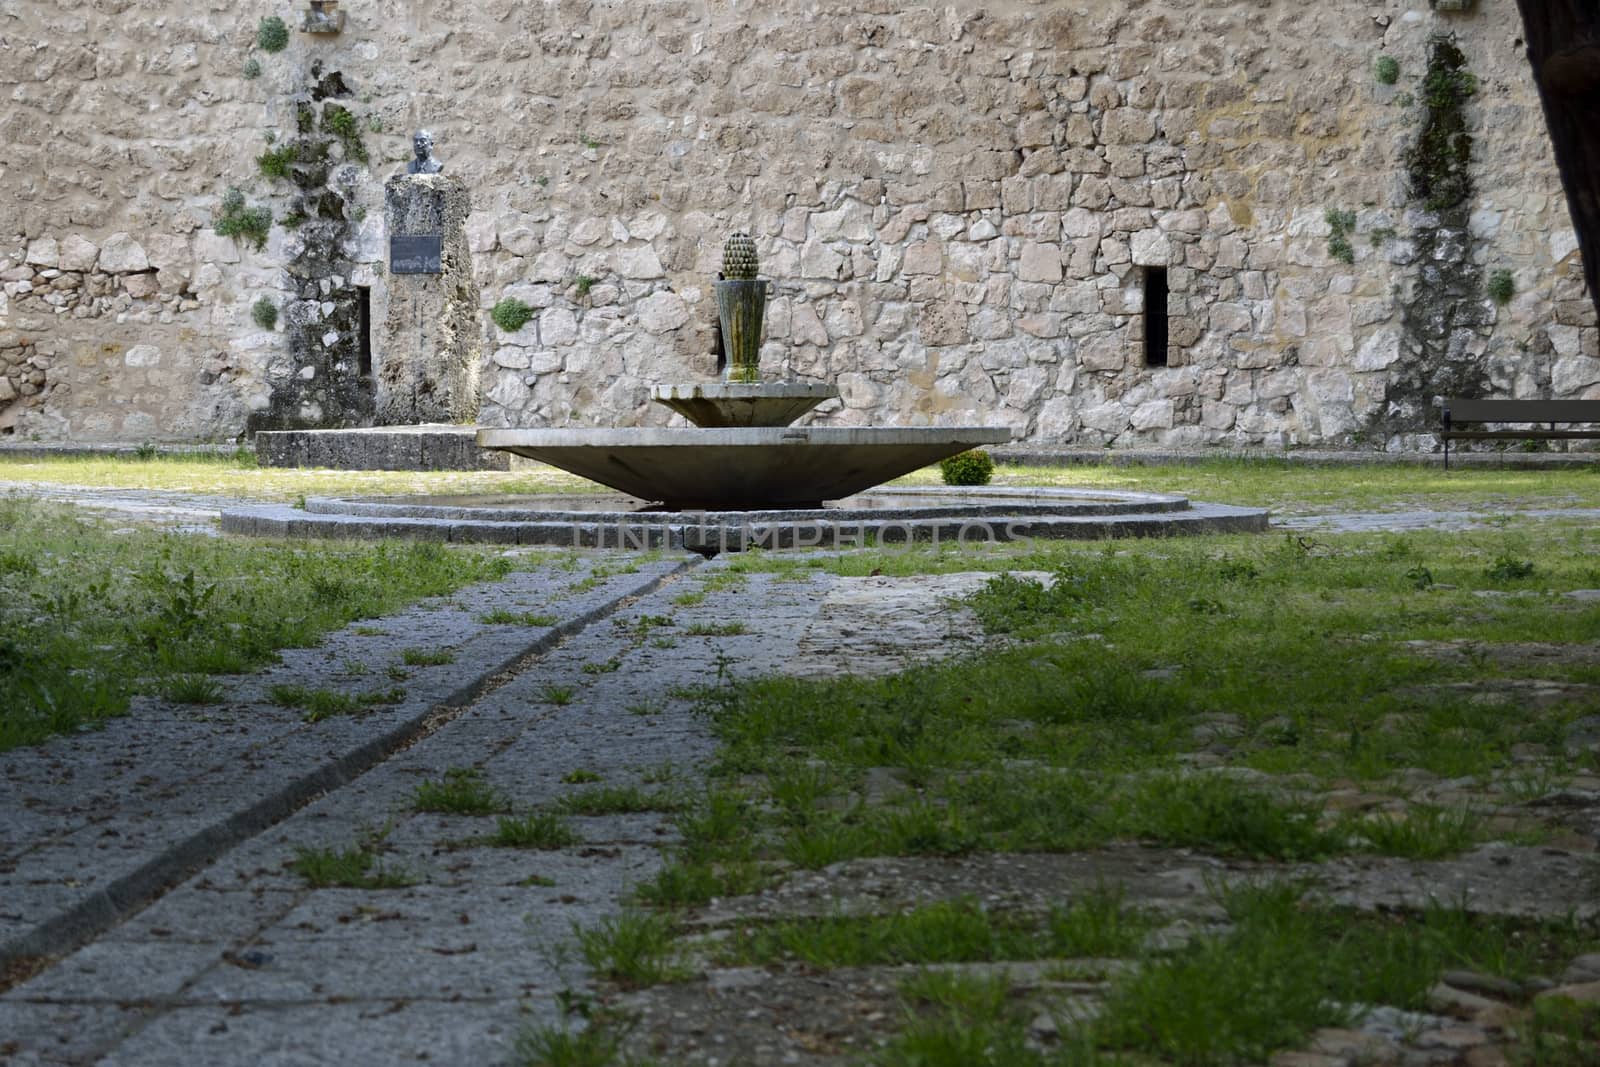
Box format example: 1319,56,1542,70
0,553,695,972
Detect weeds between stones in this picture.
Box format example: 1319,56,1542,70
159,674,225,705
556,786,681,816
267,683,405,722
289,841,415,889
413,768,507,815
479,609,558,626
487,813,581,850
575,911,689,988
400,646,456,666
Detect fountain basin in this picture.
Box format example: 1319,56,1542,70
650,382,839,427
477,426,1012,509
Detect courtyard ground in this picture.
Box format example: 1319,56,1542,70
1,455,1598,1065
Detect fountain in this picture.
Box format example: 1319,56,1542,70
477,233,1012,510
223,233,1269,549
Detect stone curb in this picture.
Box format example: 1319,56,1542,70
220,500,1270,549
0,557,701,972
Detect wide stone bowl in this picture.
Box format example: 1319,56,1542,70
478,425,1012,509
649,382,839,428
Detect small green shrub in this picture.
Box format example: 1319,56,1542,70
1325,208,1357,265
490,297,535,333
242,57,262,80
574,275,595,297
214,188,273,252
1485,554,1535,582
1374,55,1400,85
256,145,296,180
320,105,368,163
1487,268,1515,306
939,450,995,486
251,297,278,331
256,16,289,54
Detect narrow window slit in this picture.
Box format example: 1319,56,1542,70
357,286,372,377
1143,267,1168,368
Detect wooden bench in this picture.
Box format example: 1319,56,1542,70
1441,398,1600,469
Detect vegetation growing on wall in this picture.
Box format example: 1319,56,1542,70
1486,268,1515,306
246,60,375,433
213,188,273,251
1375,36,1490,440
321,105,369,164
1406,39,1476,212
1324,209,1357,265
256,16,289,54
491,298,536,333
251,297,279,330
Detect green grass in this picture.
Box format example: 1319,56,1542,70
513,1024,622,1067
479,609,558,626
874,972,1056,1067
288,843,415,889
1517,997,1600,1067
1092,883,1597,1063
562,769,602,784
723,893,1153,969
541,685,577,706
0,453,596,503
400,647,456,666
575,911,688,988
683,622,746,637
267,683,405,722
557,786,680,816
413,768,506,815
487,813,581,849
159,674,225,705
0,498,520,749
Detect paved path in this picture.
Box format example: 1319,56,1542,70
0,549,871,1065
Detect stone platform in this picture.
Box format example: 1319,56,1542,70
253,425,511,471
219,485,1270,552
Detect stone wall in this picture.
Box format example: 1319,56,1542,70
1,0,1593,448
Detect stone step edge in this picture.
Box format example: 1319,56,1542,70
220,502,1270,549
0,557,702,973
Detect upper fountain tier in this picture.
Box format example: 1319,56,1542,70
649,382,838,427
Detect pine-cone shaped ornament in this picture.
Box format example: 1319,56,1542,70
722,232,758,279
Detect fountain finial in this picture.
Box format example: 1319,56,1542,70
716,231,766,383
722,232,759,280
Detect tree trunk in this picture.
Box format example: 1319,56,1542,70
1514,0,1600,316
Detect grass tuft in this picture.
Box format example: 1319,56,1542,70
488,813,580,849
414,768,506,815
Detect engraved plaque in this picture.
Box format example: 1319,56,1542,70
390,234,443,274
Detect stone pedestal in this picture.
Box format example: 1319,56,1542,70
379,174,479,425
